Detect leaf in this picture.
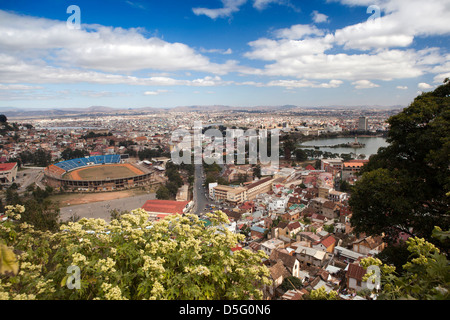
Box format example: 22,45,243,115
61,275,69,287
0,243,19,276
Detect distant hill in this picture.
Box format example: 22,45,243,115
2,104,404,119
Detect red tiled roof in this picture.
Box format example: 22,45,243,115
347,263,366,281
305,165,315,170
141,200,189,214
320,235,336,248
0,162,16,171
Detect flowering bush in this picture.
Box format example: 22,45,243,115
0,205,271,300
359,227,450,300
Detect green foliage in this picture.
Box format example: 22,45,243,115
0,243,18,276
155,185,171,200
350,80,450,245
0,206,271,300
80,131,113,140
61,148,89,161
4,186,59,232
294,148,308,161
360,227,450,300
308,286,339,300
137,146,167,161
19,149,52,167
280,276,303,292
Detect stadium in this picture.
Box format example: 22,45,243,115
44,154,157,192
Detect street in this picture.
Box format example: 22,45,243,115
193,163,210,215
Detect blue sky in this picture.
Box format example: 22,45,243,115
0,0,449,109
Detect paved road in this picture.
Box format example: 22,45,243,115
59,192,156,223
193,163,215,215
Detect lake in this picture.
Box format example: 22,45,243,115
299,136,389,158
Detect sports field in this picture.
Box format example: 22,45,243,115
63,163,144,180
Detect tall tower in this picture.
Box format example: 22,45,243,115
358,116,368,131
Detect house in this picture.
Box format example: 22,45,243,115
247,241,261,252
272,221,289,238
312,235,336,253
281,289,308,300
296,231,321,245
250,225,267,240
352,235,386,255
322,200,339,220
334,246,365,264
310,197,328,214
261,238,285,256
295,245,328,267
345,262,380,292
0,162,18,184
265,260,291,298
328,189,348,202
286,221,302,238
269,248,300,278
280,210,295,222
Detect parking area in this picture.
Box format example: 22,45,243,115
59,192,155,223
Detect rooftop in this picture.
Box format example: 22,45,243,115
141,199,190,214
0,162,17,171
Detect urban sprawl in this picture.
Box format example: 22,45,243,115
1,107,398,300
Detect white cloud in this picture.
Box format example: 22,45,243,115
192,0,247,19
311,10,329,23
253,0,291,10
200,47,233,55
352,80,379,89
0,10,237,75
261,79,343,89
332,0,450,51
242,0,449,84
144,89,169,95
0,84,42,90
274,24,324,39
0,53,236,88
244,34,431,81
418,82,432,90
396,86,408,90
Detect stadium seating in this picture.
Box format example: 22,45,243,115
54,154,121,172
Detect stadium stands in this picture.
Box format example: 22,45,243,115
54,155,121,172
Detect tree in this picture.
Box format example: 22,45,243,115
295,148,307,161
349,80,450,247
0,114,7,123
61,148,89,161
307,286,339,300
281,135,295,160
253,164,261,179
0,207,271,300
280,276,303,291
155,185,170,200
360,227,450,300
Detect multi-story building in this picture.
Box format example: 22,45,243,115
213,185,248,204
358,116,368,131
0,162,18,184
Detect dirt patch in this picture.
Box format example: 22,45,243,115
52,189,145,206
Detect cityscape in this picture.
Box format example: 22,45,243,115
0,0,448,310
